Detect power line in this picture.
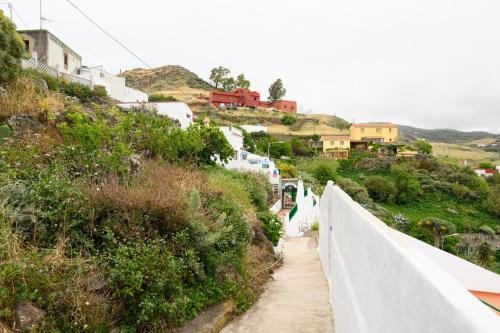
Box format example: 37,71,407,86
63,0,151,68
12,5,28,28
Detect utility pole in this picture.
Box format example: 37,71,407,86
0,3,13,21
39,0,42,29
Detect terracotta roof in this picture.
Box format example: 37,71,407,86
351,123,397,128
321,135,350,141
469,290,500,315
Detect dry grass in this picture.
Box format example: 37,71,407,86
467,138,498,145
0,76,41,120
88,162,205,236
432,142,500,164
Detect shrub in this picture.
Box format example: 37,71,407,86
418,217,456,247
451,182,474,200
0,11,25,82
364,176,396,202
313,162,336,186
258,212,282,246
0,75,41,119
479,225,495,236
484,185,500,217
414,140,433,154
281,114,296,125
148,93,177,102
276,161,297,178
336,177,372,204
391,165,422,204
311,221,319,231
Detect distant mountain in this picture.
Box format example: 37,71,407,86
398,125,500,143
120,65,212,93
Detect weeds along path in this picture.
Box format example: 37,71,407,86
221,236,334,333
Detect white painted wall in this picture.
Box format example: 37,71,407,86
318,181,500,333
79,67,148,103
46,36,81,75
118,102,194,129
285,181,319,237
220,126,244,151
223,150,280,185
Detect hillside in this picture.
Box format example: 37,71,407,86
398,124,500,143
120,65,212,105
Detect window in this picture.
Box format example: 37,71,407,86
376,128,381,133
24,40,30,52
64,53,69,69
361,128,365,133
330,141,335,145
389,128,392,133
340,141,344,145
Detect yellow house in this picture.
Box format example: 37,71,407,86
321,135,350,159
349,123,398,143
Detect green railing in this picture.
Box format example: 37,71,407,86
304,188,308,197
313,198,317,207
289,204,298,220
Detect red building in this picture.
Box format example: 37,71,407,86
209,88,297,113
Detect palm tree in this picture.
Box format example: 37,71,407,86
418,217,456,248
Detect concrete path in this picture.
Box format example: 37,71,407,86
221,237,334,333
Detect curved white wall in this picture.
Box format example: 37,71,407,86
319,181,499,333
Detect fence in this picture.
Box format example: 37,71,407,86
318,181,499,333
21,57,92,87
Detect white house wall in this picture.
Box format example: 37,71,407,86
318,181,499,333
46,37,81,75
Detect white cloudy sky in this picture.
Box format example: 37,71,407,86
4,0,500,133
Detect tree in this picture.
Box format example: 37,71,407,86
221,77,236,92
364,176,396,202
243,130,256,153
483,185,500,217
281,114,296,125
313,163,336,186
477,242,493,267
268,78,286,102
197,125,234,165
391,165,422,204
0,10,26,82
235,74,250,89
209,66,230,89
418,217,456,247
414,140,432,155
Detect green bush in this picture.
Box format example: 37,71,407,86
313,162,336,186
277,161,297,178
0,11,25,82
258,212,282,246
391,165,422,204
364,176,396,202
484,185,500,217
281,114,296,125
336,177,372,204
149,93,177,102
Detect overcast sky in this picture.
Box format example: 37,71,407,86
4,0,500,133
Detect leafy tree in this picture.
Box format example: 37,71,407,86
478,162,494,169
313,163,336,186
281,114,296,125
209,66,230,89
484,185,500,217
418,217,456,247
391,165,422,204
364,176,396,202
235,74,250,89
477,242,493,267
221,77,236,92
414,140,432,155
194,125,234,165
242,130,256,153
268,78,286,102
0,10,26,82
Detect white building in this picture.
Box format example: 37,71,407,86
118,102,194,129
19,30,82,75
240,124,268,134
19,29,147,103
220,126,244,151
79,66,147,102
219,126,280,186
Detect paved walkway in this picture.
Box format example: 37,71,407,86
221,237,334,333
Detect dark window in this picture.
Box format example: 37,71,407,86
64,53,69,69
24,40,30,52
